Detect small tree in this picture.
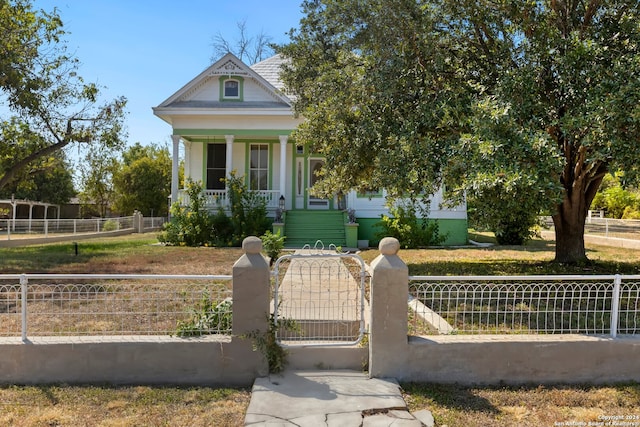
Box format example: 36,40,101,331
112,143,172,217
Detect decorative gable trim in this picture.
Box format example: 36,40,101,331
212,59,250,77
155,52,291,108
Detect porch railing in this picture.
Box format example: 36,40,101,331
177,189,281,210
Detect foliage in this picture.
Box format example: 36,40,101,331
159,174,271,247
226,171,271,246
102,219,118,232
0,0,127,192
112,143,172,217
375,201,446,248
242,313,298,374
210,18,274,65
0,149,75,205
279,0,640,264
261,230,285,266
590,173,640,219
175,292,232,338
77,145,119,217
158,179,213,247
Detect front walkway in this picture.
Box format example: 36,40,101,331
244,370,434,426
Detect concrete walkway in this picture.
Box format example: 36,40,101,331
244,370,434,426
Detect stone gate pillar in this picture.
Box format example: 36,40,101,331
368,237,409,378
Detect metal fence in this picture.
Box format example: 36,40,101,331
541,216,640,240
0,216,168,241
0,274,232,340
409,275,640,337
272,251,368,346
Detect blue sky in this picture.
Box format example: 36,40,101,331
32,0,303,147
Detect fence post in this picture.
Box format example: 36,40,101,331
6,219,10,241
368,237,409,378
232,236,270,375
611,274,622,338
20,274,28,342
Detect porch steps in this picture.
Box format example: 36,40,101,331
283,210,346,248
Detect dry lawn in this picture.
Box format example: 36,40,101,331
2,232,640,426
0,385,250,427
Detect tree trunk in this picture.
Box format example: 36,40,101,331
552,189,588,264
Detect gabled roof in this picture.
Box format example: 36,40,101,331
250,54,287,92
154,52,291,112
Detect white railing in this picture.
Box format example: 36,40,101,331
409,275,640,337
177,189,281,210
1,216,135,240
0,274,232,340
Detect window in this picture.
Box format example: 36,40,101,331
206,144,227,190
249,144,269,190
224,80,239,98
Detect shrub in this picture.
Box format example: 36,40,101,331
102,219,118,232
158,174,272,247
226,172,271,245
261,230,286,266
375,201,446,248
176,292,232,337
158,179,213,246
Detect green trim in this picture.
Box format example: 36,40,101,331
219,76,244,101
175,129,294,137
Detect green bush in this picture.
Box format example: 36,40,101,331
176,292,232,337
158,179,213,246
226,172,271,246
375,201,446,248
261,230,286,266
158,174,272,247
102,219,118,232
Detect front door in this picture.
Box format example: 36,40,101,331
308,159,329,209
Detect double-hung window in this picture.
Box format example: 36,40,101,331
249,144,268,190
206,144,226,190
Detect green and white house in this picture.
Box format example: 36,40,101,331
153,53,467,248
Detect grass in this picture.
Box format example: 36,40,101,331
0,385,250,427
402,382,640,427
2,232,640,426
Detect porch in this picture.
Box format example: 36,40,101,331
177,189,282,211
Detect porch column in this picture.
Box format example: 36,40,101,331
225,135,234,180
183,140,191,182
171,134,180,206
279,135,288,203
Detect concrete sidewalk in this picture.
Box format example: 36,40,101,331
244,370,434,426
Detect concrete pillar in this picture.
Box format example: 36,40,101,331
232,236,270,375
368,237,409,378
133,211,143,233
171,135,180,206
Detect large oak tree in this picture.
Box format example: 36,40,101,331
279,0,640,263
0,0,127,193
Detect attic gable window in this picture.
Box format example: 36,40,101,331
225,80,239,97
220,76,243,101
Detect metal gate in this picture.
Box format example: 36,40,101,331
272,248,368,346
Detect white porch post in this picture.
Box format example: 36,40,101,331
171,134,180,205
225,135,234,180
279,135,288,204
183,140,191,180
